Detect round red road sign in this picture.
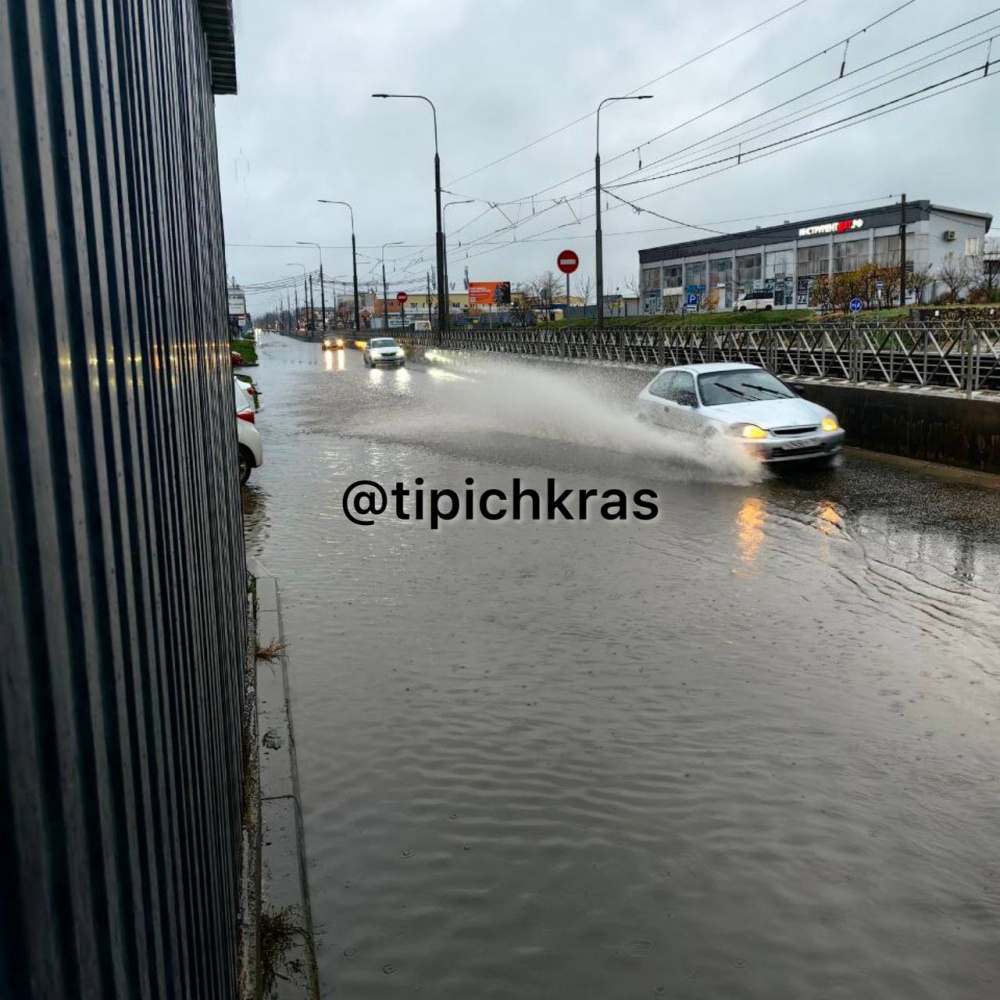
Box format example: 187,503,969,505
396,291,408,304
557,250,579,274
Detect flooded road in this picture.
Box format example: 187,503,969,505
243,333,1000,999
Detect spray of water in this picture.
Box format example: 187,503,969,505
351,352,763,485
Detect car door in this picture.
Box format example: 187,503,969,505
665,370,704,434
643,371,678,426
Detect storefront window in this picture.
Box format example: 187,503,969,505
684,261,706,291
709,258,732,308
873,235,901,267
834,238,868,273
736,254,762,293
662,264,683,290
641,267,661,292
796,244,828,277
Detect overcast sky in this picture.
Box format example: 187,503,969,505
216,0,1000,313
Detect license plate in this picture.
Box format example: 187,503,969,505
781,437,821,450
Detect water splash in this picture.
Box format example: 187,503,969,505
353,352,763,485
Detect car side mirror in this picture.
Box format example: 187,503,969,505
791,385,805,396
676,393,697,408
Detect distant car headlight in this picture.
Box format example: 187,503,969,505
730,423,769,440
821,416,839,432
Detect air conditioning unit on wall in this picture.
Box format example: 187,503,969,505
943,230,957,241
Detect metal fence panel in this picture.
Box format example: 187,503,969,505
0,1,245,997
415,320,1000,393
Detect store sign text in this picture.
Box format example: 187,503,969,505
798,218,864,237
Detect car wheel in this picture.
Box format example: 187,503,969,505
764,304,773,311
238,446,253,486
738,306,746,312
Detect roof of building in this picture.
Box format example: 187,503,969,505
640,200,992,264
199,0,237,95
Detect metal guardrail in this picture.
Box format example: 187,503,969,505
403,321,1000,394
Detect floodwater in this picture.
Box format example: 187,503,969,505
243,334,1000,999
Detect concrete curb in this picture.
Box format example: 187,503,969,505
247,557,320,999
239,573,261,999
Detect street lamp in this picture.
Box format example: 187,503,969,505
286,263,306,332
317,200,361,335
443,199,474,322
595,95,653,335
372,93,446,338
297,240,326,331
380,241,404,332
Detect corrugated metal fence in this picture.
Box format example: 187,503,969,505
1,1,246,997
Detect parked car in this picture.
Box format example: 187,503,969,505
234,372,261,410
364,337,406,368
636,363,845,465
231,349,243,365
736,290,775,311
322,335,345,350
234,377,263,484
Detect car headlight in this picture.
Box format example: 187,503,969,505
730,423,769,440
821,416,839,432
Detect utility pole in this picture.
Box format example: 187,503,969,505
309,274,314,331
294,287,299,331
427,272,432,324
319,262,326,330
382,259,389,332
899,192,907,309
595,95,653,336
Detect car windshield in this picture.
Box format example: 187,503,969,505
698,369,795,406
370,338,396,348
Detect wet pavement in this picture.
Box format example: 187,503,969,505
243,333,1000,1000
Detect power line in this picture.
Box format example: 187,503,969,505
445,0,818,186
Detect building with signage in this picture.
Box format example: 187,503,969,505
639,199,992,313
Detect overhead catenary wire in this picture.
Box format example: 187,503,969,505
445,0,819,186
408,20,999,270
440,64,997,272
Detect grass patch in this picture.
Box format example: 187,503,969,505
255,639,286,662
231,338,258,364
259,905,308,995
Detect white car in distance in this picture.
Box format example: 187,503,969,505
637,363,845,465
235,377,263,485
364,337,406,368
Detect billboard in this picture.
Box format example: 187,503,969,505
227,287,246,316
468,281,511,306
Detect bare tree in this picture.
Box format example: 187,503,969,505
621,274,641,317
936,252,973,302
574,275,594,316
528,270,559,308
509,284,537,327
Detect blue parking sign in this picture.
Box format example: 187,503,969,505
686,292,698,307
849,298,862,312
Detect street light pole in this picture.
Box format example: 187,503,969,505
595,96,653,335
318,200,361,334
372,93,446,339
297,241,326,331
380,241,404,332
443,199,473,326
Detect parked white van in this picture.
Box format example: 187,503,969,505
736,290,776,311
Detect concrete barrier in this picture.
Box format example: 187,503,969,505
790,380,1000,474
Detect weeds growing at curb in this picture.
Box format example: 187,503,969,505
259,905,308,995
256,639,286,661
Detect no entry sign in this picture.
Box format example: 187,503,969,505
557,250,579,274
396,291,408,304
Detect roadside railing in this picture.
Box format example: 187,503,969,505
399,320,1000,394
